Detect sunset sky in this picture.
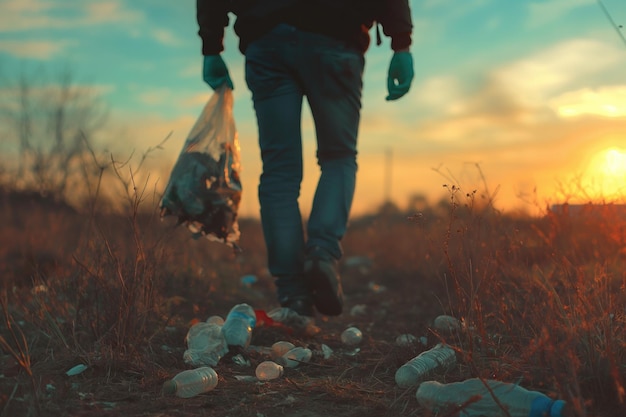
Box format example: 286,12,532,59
1,0,625,218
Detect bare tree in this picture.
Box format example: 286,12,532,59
0,64,108,202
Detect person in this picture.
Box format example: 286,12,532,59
196,0,414,318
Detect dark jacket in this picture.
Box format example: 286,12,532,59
197,0,412,55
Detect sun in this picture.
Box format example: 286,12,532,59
602,148,626,177
585,147,626,199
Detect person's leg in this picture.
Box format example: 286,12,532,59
296,31,365,315
301,34,364,259
245,25,311,314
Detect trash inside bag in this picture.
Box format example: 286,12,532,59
160,86,242,248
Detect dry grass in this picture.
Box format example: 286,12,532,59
0,173,625,416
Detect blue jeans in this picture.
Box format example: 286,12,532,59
244,24,364,302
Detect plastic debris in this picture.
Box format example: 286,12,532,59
432,315,462,335
321,344,333,359
341,327,363,346
206,315,225,325
266,307,320,336
280,347,312,368
183,321,228,367
395,343,457,388
240,274,258,287
271,341,295,360
350,304,367,317
256,361,284,381
66,364,88,376
234,375,258,382
417,378,567,417
395,334,417,346
160,87,242,249
232,354,251,367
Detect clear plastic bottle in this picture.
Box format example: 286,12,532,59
395,343,456,388
162,367,218,398
281,346,313,368
341,326,363,346
183,321,228,367
416,378,567,417
255,360,284,381
221,303,256,348
270,341,295,360
206,315,224,325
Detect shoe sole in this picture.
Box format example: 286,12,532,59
306,260,343,316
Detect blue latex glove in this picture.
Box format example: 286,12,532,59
386,51,414,101
203,55,234,90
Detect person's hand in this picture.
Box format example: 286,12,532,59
203,55,234,90
386,51,414,101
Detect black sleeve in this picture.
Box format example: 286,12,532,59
378,0,413,51
197,0,230,55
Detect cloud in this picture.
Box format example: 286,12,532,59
549,86,626,117
83,1,143,24
137,90,171,106
413,76,465,115
527,0,594,27
152,29,182,46
373,37,625,152
0,0,143,32
493,38,621,104
0,39,72,59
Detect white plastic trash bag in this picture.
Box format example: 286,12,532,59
160,86,242,249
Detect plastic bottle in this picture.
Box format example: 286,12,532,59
270,341,295,360
395,343,457,388
341,326,363,346
162,367,218,398
221,303,256,348
281,346,313,368
183,321,228,367
416,378,567,417
206,315,225,325
256,360,284,381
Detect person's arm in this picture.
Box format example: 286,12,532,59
378,0,412,52
379,0,414,101
197,0,230,55
197,0,234,90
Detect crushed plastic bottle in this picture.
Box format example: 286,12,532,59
341,327,363,346
267,307,320,336
395,343,457,388
256,361,284,381
280,346,312,368
416,378,567,417
162,367,218,398
183,321,228,366
222,303,256,348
